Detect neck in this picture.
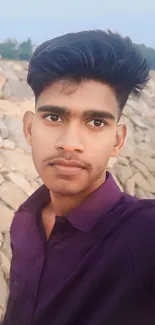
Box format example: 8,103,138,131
49,173,106,216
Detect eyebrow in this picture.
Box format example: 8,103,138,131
83,110,116,120
37,105,116,121
37,105,69,116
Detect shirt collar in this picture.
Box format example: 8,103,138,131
17,172,122,232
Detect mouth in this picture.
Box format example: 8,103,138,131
49,158,85,175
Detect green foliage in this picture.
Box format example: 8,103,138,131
0,38,33,61
0,39,19,60
18,38,33,60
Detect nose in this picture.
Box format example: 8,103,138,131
55,125,84,153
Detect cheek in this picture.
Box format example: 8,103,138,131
31,125,55,163
32,122,57,148
86,133,116,172
88,132,116,157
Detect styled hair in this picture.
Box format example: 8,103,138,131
27,30,149,110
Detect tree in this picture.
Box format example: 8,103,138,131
18,38,33,60
0,39,18,60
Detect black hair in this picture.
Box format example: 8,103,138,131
27,30,149,110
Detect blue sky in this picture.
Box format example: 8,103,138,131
1,0,155,47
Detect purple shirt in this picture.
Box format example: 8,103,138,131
3,173,155,325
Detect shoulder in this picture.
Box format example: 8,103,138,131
125,196,155,231
122,196,155,279
115,194,155,238
120,194,155,223
121,195,155,242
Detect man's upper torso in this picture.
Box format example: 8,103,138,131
3,173,155,325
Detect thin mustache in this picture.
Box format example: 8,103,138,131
44,155,90,169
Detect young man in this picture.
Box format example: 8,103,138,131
3,30,155,325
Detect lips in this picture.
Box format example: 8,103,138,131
49,158,85,175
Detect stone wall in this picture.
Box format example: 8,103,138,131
0,60,155,322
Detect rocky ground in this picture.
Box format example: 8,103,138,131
0,59,155,321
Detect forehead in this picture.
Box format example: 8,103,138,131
36,80,119,116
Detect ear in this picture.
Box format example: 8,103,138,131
110,124,127,157
23,110,35,146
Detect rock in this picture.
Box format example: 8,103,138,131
143,79,155,97
111,172,124,192
30,180,40,191
0,251,10,281
117,156,129,166
133,172,154,193
149,130,155,148
0,73,6,91
142,87,153,98
3,149,38,181
13,64,22,72
0,181,27,211
0,201,14,232
125,176,135,196
123,104,135,116
138,156,155,174
146,192,155,199
0,112,5,119
0,135,3,148
129,115,148,129
6,172,34,196
0,268,7,309
143,116,155,128
126,98,140,113
17,98,35,113
145,192,155,200
0,152,5,169
4,115,31,152
0,306,3,323
15,69,28,81
0,61,18,81
0,233,3,249
108,157,117,169
1,232,12,262
128,97,150,117
132,160,150,179
0,99,22,117
137,99,151,117
0,174,4,185
129,145,155,164
135,188,146,199
115,165,133,186
137,144,155,158
36,177,43,186
146,174,155,190
134,126,144,135
144,136,151,143
134,132,144,143
3,80,33,100
3,139,15,150
0,119,8,139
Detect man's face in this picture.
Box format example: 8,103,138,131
24,80,126,196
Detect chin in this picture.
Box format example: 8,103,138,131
46,180,87,196
52,186,84,196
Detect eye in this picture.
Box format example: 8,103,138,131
45,114,62,122
87,119,106,128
